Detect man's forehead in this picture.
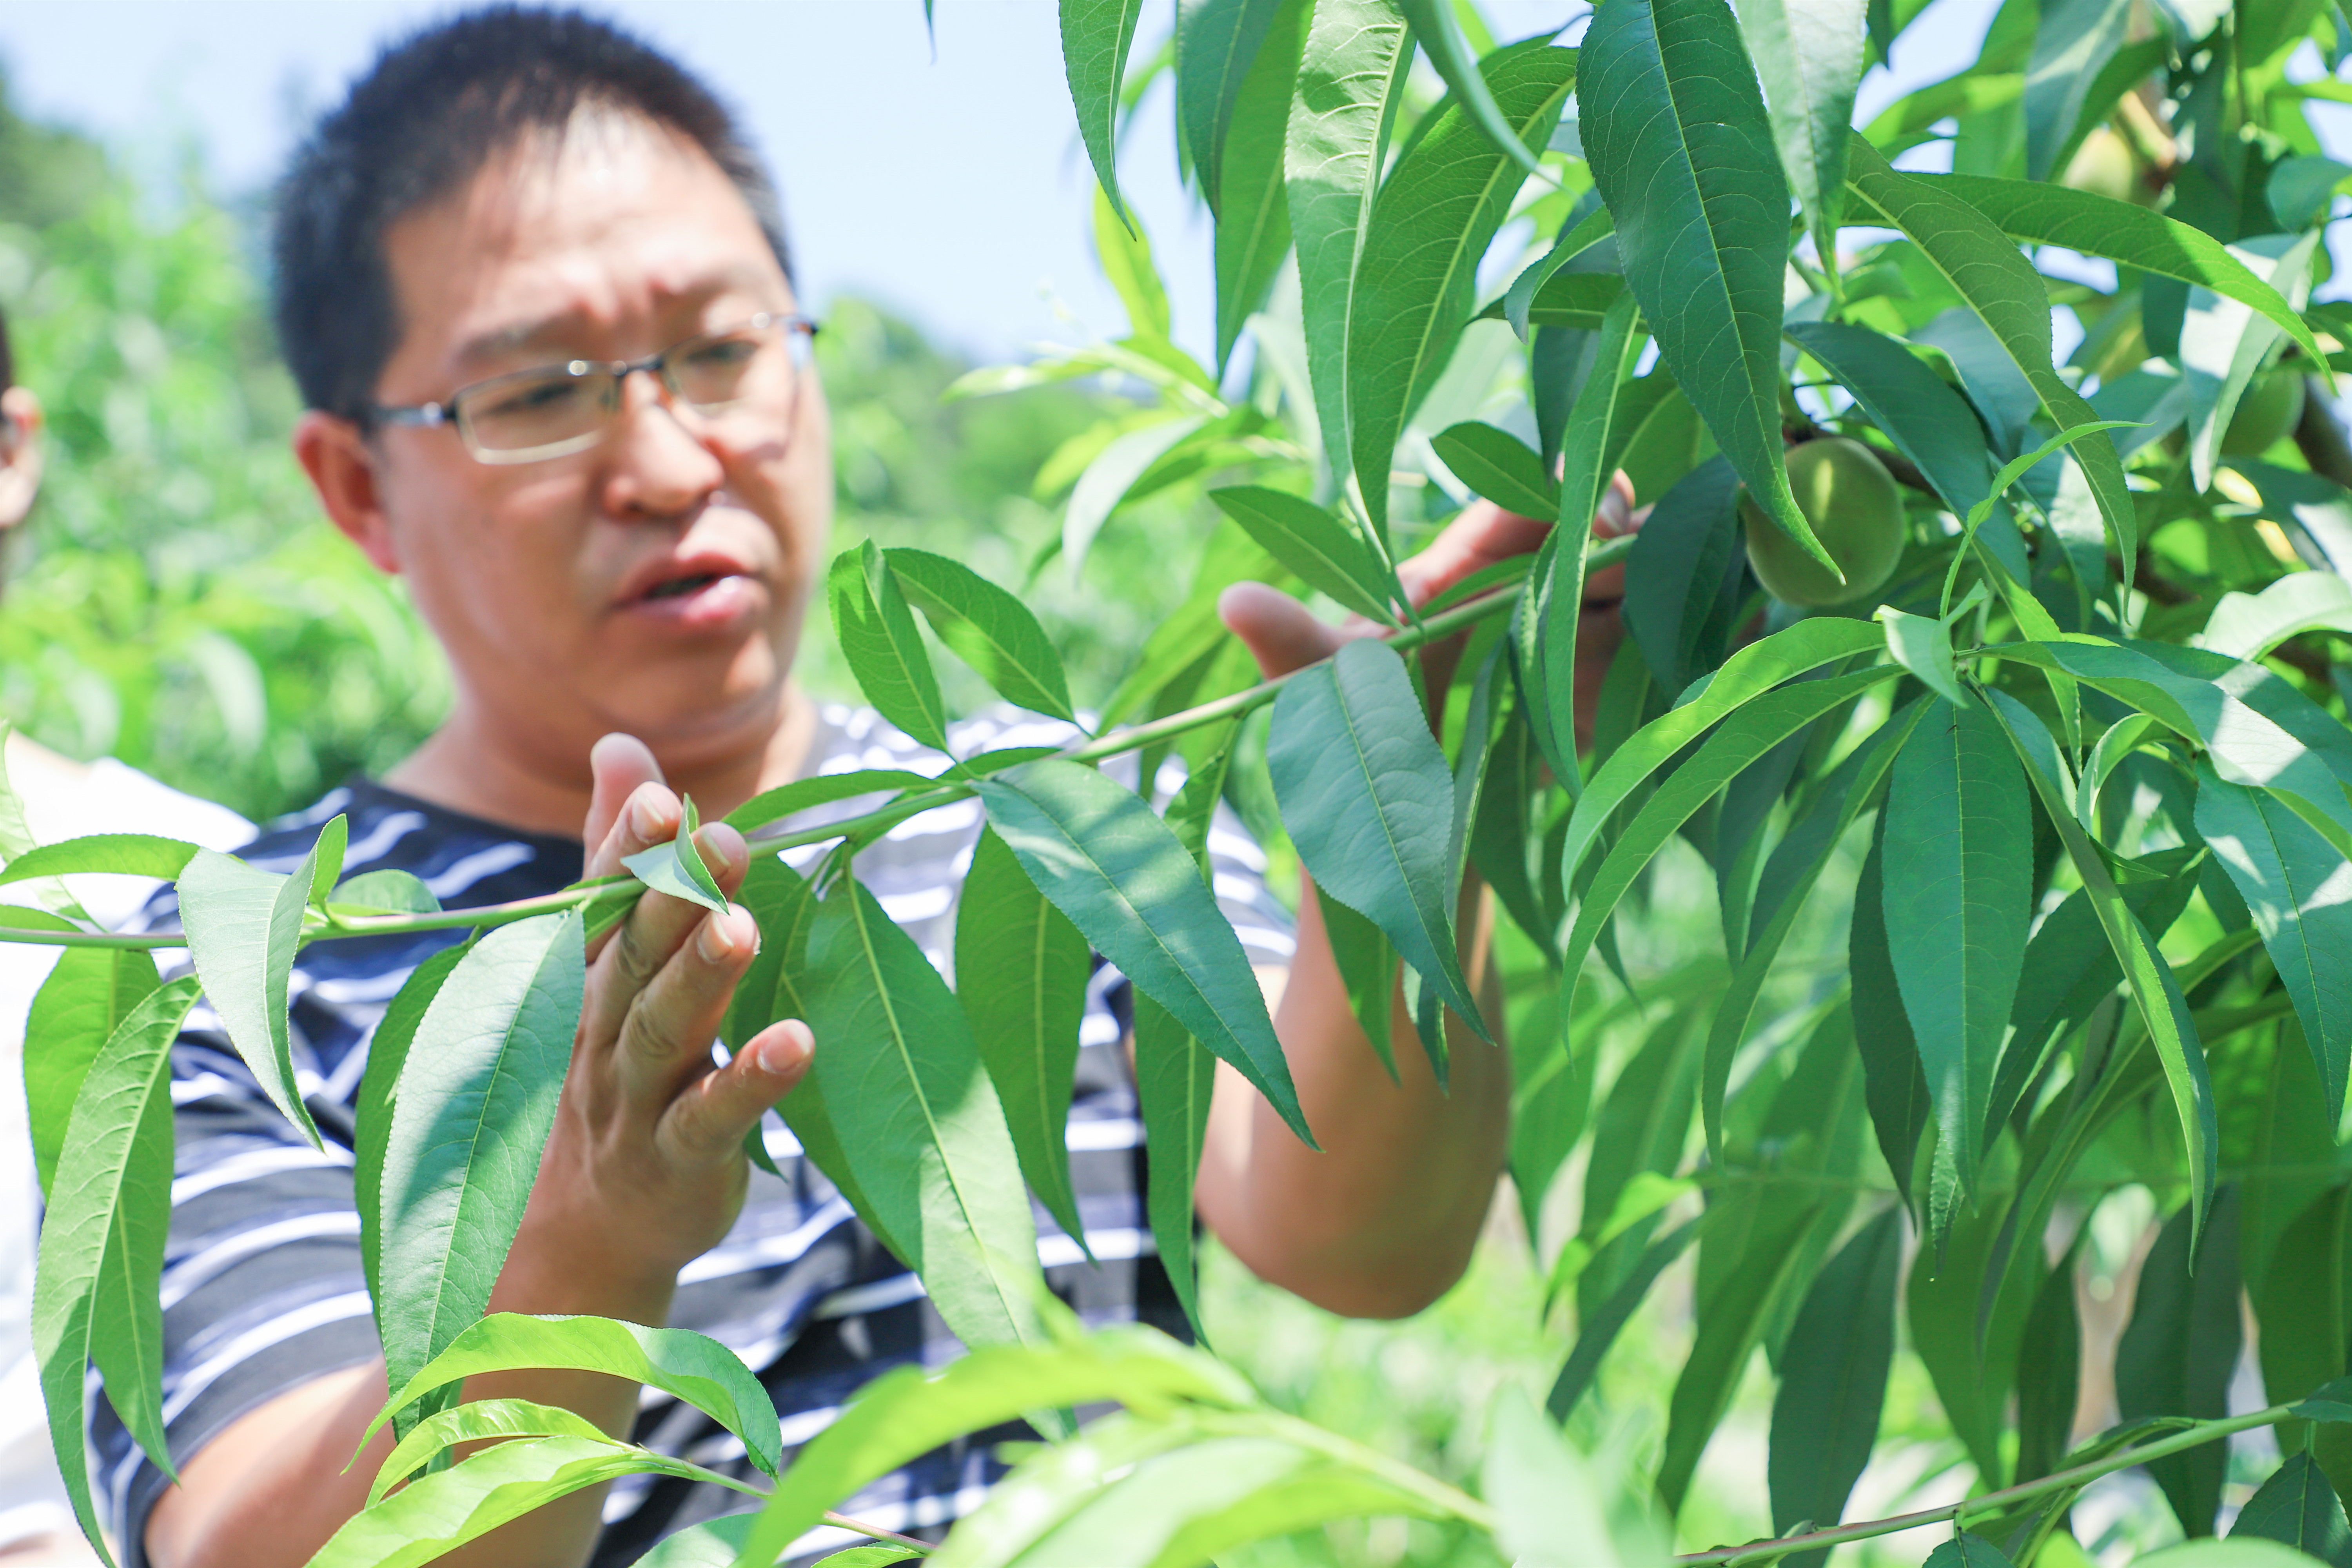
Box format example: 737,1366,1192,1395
446,261,786,370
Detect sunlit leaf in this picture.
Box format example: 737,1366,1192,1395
622,795,729,915
2021,0,2129,181
1398,0,1553,180
1210,0,1308,369
889,546,1078,723
327,868,441,918
367,1396,612,1505
0,833,195,888
24,943,158,1198
1134,992,1218,1339
1061,0,1147,226
2231,1452,2352,1562
1431,422,1559,521
1207,486,1394,623
356,941,466,1310
1176,0,1286,215
1740,0,1866,263
829,541,950,752
1064,416,1211,581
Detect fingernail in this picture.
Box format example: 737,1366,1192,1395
697,915,737,962
759,1027,810,1075
631,795,661,838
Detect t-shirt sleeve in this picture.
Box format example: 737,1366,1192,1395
88,1024,376,1568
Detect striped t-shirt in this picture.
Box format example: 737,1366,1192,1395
91,705,1295,1566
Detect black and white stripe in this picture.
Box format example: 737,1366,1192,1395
90,706,1293,1566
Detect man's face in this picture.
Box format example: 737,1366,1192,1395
358,113,831,778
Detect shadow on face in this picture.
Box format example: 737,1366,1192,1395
298,108,833,787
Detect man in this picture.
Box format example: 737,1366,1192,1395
98,10,1635,1568
0,306,252,1565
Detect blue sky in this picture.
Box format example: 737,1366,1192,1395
0,0,1999,365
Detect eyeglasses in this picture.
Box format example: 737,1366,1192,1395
370,312,818,465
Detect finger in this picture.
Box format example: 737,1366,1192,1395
1396,498,1552,606
612,900,762,1108
660,1019,814,1165
583,811,750,1038
1219,579,1347,679
583,735,665,871
1584,480,1646,605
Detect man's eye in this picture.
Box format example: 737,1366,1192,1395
682,337,759,371
476,376,588,420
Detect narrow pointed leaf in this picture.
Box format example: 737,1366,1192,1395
1269,639,1486,1047
1923,1535,2017,1568
1208,486,1395,622
1432,423,1559,520
2182,235,2320,493
956,827,1090,1250
368,1396,612,1506
803,877,1048,1352
1548,1216,1704,1419
1740,0,1866,261
1583,0,1824,572
622,796,728,915
1843,140,2138,580
1882,698,2033,1200
356,941,467,1310
377,910,585,1416
33,973,201,1561
1062,0,1147,225
1348,40,1575,535
2022,0,2130,180
2192,766,2352,1126
1134,993,1218,1337
1769,1208,1902,1564
1399,0,1553,179
889,547,1077,724
829,541,949,751
1211,0,1308,369
367,1313,783,1478
177,832,344,1148
724,769,936,838
1285,0,1411,490
328,869,441,917
1621,456,1745,695
1177,0,1286,215
0,834,197,888
2232,1453,2352,1564
1318,893,1397,1080
1065,416,1210,580
978,760,1308,1142
1852,828,1931,1205
2117,1192,2243,1535
2016,1238,2085,1486
25,944,159,1198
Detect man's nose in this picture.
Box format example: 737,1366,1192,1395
601,369,724,521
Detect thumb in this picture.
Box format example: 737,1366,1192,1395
583,733,666,857
1219,580,1349,679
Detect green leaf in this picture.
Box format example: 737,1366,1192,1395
2194,766,2352,1125
1268,639,1487,1058
2255,1187,2348,1445
978,760,1308,1143
24,944,158,1198
367,1313,784,1478
1523,291,1644,786
1621,456,1745,696
1207,486,1395,623
1092,182,1171,342
177,829,348,1149
1512,270,1632,331
2116,1191,2243,1536
1844,141,2140,581
34,974,202,1560
829,541,949,752
1134,993,1218,1338
327,868,441,917
1878,605,1968,708
1660,1193,1826,1513
1583,0,1824,573
1064,416,1211,580
1769,1208,1902,1564
1920,174,2330,372
1318,893,1397,1082
2183,234,2321,493
0,722,84,920
1503,204,1616,340
1561,667,1901,1012
1431,422,1559,520
1177,0,1285,215
1486,1387,1645,1568
955,826,1091,1252
724,769,937,838
1061,0,1147,226
1398,0,1554,180
887,546,1077,723
1558,615,1886,894
1210,0,1308,370
1285,0,1412,491
1548,1216,1703,1420
802,877,1049,1353
310,1435,738,1568
1851,828,1931,1206
377,910,585,1420
0,833,196,888
2232,1453,2352,1565
356,942,467,1311
2197,573,2352,664
1923,1534,2018,1568
1740,0,1866,263
1881,698,2033,1200
623,795,730,916
2014,1234,2085,1487
726,1327,1255,1568
1984,688,2218,1218
367,1396,612,1505
2022,0,2130,180
1347,40,1575,537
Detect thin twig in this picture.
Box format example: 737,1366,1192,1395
821,1508,935,1554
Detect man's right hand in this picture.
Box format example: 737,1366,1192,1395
499,732,815,1320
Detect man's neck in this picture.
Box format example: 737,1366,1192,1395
383,685,818,840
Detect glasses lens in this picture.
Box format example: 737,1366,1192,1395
669,324,786,413
460,369,608,454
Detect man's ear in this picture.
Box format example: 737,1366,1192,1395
295,410,400,574
0,386,45,531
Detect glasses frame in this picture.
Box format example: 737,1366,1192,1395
369,311,818,466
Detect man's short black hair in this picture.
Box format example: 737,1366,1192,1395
272,5,793,423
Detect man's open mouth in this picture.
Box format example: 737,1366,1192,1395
641,572,726,602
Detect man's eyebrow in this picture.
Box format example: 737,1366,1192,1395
449,270,787,373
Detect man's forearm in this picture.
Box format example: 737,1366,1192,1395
1197,875,1511,1319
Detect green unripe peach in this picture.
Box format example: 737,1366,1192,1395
2061,127,2156,208
1740,437,1907,608
2221,369,2307,457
